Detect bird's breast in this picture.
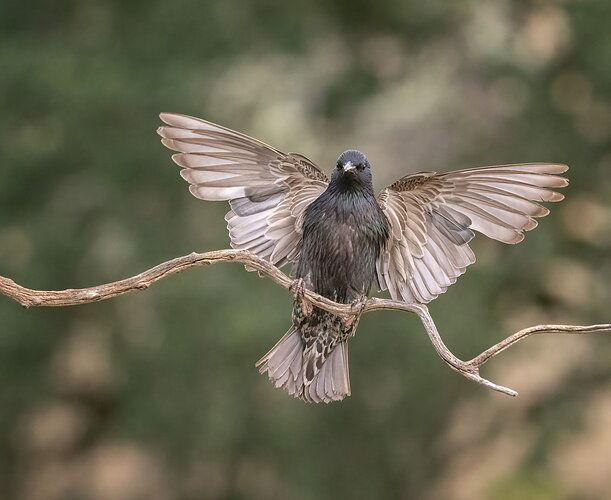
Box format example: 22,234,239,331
296,194,389,302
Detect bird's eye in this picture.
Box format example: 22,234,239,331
356,163,364,171
336,162,342,170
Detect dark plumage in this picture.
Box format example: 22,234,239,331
298,150,389,302
157,113,569,403
291,150,390,401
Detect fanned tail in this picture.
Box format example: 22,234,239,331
256,329,351,403
302,340,350,403
256,327,304,398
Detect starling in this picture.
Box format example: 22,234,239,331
157,113,568,403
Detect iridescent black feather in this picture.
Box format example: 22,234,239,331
294,150,390,401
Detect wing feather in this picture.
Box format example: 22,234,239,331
158,113,328,267
377,163,568,303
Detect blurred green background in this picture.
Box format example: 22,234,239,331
1,1,610,499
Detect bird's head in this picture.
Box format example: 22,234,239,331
332,149,373,190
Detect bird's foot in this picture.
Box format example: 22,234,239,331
352,295,369,314
289,277,307,299
344,295,369,333
290,278,313,317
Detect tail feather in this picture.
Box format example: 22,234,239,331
303,341,350,403
257,329,351,403
256,327,303,397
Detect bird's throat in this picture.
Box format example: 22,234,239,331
331,174,374,197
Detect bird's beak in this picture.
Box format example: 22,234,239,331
343,161,355,172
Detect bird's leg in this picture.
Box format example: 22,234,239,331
290,278,313,317
343,294,369,335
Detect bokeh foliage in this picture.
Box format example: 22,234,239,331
1,1,610,499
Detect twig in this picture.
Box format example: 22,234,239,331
1,249,609,397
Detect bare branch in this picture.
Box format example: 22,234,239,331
1,248,609,397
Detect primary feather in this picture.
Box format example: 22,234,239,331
158,113,327,268
376,164,568,304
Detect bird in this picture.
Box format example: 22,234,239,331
157,112,568,403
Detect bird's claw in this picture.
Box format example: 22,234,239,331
351,295,369,315
290,278,306,297
343,295,369,333
290,278,312,317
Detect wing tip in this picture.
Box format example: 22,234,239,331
188,184,203,199
523,218,538,231
537,206,551,217
507,231,526,245
539,162,569,174
180,168,193,184
159,112,177,125
557,176,569,188
159,112,205,129
160,137,177,151
550,191,565,202
172,153,188,168
157,125,175,139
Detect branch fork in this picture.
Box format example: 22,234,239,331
1,249,609,397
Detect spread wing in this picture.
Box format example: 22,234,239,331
157,113,328,268
376,163,569,304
